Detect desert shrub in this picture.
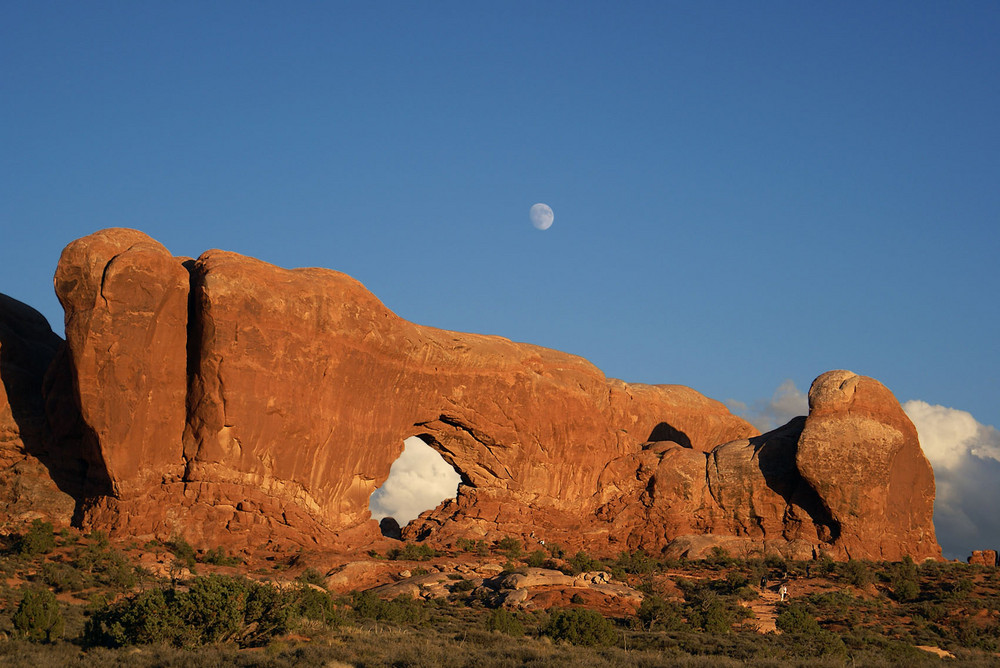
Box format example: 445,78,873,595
15,520,56,556
615,549,657,575
724,570,749,593
776,603,822,634
387,542,437,561
840,559,872,587
495,537,522,559
763,553,787,571
293,585,342,625
544,542,566,559
637,594,684,631
295,567,326,587
450,578,476,593
526,549,547,568
166,536,198,569
12,587,63,642
456,538,489,555
201,546,241,566
486,608,525,636
567,551,603,575
684,589,733,634
72,540,139,590
351,590,426,624
543,608,616,646
706,546,732,567
39,561,87,592
84,575,300,648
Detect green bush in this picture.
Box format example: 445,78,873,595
840,559,872,587
40,561,87,592
166,536,198,569
688,594,732,634
351,590,426,624
706,546,731,567
201,546,241,566
776,603,822,634
764,553,788,571
543,608,616,646
13,587,64,642
495,537,522,559
387,542,437,561
637,594,684,631
296,567,326,587
525,549,547,568
84,575,303,648
456,538,489,555
73,540,139,590
15,520,56,556
485,608,524,636
615,549,656,575
567,551,603,575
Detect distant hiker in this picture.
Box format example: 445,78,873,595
805,564,812,577
779,584,788,602
760,575,767,590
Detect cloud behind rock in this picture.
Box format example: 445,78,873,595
368,436,462,526
726,379,809,432
902,400,1000,560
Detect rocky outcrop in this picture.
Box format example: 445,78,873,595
968,550,998,567
0,294,75,525
16,228,940,561
797,370,939,560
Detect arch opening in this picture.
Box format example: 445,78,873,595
368,435,462,532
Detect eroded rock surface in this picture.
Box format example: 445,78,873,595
0,294,75,525
29,228,941,561
968,550,998,567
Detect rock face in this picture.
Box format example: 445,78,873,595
968,550,998,567
23,228,941,561
798,370,939,560
0,294,75,525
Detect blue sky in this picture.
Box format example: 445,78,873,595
2,3,998,555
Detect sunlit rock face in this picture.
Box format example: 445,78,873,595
42,228,939,560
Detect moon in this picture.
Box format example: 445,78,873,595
529,203,554,230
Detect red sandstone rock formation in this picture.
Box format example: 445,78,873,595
798,370,939,560
968,550,998,567
0,294,74,525
36,228,941,561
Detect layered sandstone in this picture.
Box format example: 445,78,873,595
34,228,940,560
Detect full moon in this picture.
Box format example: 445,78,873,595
529,203,554,230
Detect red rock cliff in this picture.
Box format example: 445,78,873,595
47,229,939,560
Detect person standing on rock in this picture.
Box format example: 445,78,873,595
760,575,767,590
779,584,788,602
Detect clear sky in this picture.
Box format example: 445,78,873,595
2,2,998,556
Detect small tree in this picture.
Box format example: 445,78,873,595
13,588,64,642
637,594,684,631
486,608,525,636
544,608,616,646
15,520,56,556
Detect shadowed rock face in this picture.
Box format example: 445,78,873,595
33,228,939,560
0,294,75,525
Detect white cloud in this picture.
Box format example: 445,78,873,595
369,436,462,526
902,400,1000,560
725,379,809,432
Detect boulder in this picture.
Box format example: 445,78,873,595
797,370,939,560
